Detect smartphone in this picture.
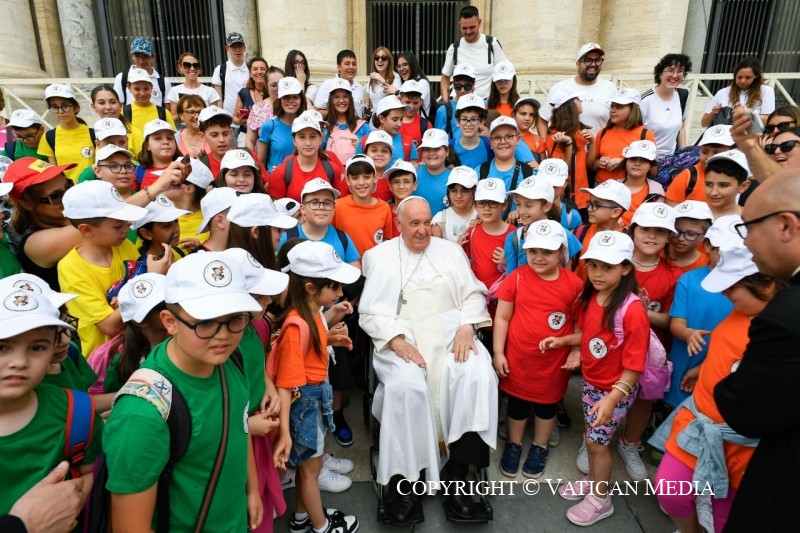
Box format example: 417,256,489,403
239,108,251,118
746,109,765,134
155,232,174,260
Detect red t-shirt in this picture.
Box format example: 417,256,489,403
497,266,584,403
464,223,516,319
268,153,346,201
141,165,168,188
634,261,681,347
400,115,429,147
578,294,650,391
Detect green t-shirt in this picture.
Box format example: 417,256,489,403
240,324,267,414
103,352,125,393
41,345,98,392
0,236,22,280
1,140,47,162
77,164,98,184
103,339,250,532
0,384,104,515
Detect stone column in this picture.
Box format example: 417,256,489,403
56,0,102,78
224,0,260,58
0,0,54,78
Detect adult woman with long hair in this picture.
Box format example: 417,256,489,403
233,57,269,127
166,52,220,122
365,46,397,115
175,94,209,158
395,51,431,117
640,53,693,157
762,104,800,141
284,50,318,104
702,57,775,128
246,66,285,152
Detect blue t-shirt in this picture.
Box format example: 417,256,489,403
452,136,536,169
504,225,583,274
414,166,451,215
663,266,733,407
560,202,582,231
435,100,459,138
278,225,360,264
356,131,417,168
259,118,294,172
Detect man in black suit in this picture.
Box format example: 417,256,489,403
714,168,800,532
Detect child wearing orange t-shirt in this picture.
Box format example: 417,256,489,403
513,97,547,161
666,200,712,273
618,140,665,227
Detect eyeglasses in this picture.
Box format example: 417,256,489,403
56,313,79,342
374,55,389,61
663,67,686,76
38,180,73,205
458,117,481,126
181,109,201,117
182,62,201,70
448,186,472,196
734,211,800,239
586,200,618,211
48,104,73,113
764,140,799,155
580,57,605,66
764,122,796,136
673,229,705,241
173,312,253,339
97,163,135,174
293,59,307,66
454,83,473,92
303,199,335,211
490,134,517,143
476,200,502,209
13,133,38,142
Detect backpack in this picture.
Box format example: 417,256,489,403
421,97,438,126
83,350,244,533
444,100,455,138
574,224,592,247
653,145,701,189
120,69,167,107
284,225,349,255
219,61,228,105
612,293,672,401
134,165,148,190
478,160,533,191
122,104,167,124
4,140,16,160
266,315,309,383
64,389,96,481
453,35,497,68
284,156,336,188
326,120,364,165
685,165,699,197
87,333,125,395
45,128,96,153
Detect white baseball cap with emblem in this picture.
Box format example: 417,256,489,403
292,111,322,134
453,64,477,80
489,115,519,135
509,176,554,203
44,84,76,101
581,230,634,265
164,251,261,320
523,219,567,251
197,187,238,234
419,128,449,149
576,42,604,61
611,88,642,106
185,157,215,189
277,77,303,98
143,119,177,138
330,78,352,93
707,149,751,177
399,80,423,95
455,93,485,112
701,240,759,293
537,158,569,188
631,202,677,233
0,273,77,309
345,154,376,173
623,140,658,162
549,86,585,109
674,200,714,222
7,109,42,129
131,194,191,230
119,273,166,323
301,177,341,201
221,149,257,171
698,125,734,147
375,94,411,116
198,105,232,125
95,144,133,164
580,180,632,210
223,247,289,296
94,118,128,141
475,177,507,203
126,68,152,85
363,130,393,149
446,166,478,189
706,214,744,248
384,159,417,180
227,193,298,230
285,240,360,284
62,180,148,221
492,61,516,82
0,288,74,340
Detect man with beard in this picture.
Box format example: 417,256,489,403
538,43,617,135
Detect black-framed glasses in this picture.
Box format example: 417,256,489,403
586,200,618,211
173,312,253,339
374,55,389,61
673,229,705,241
490,134,517,143
13,133,38,142
97,163,134,174
476,200,502,209
303,199,335,211
182,109,201,117
458,117,481,126
182,61,201,70
734,211,800,239
764,122,796,136
38,180,73,205
56,313,79,343
454,83,473,92
48,104,73,113
293,59,307,66
764,140,799,155
580,58,605,66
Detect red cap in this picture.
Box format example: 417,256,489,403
3,157,76,201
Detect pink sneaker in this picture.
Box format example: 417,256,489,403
558,475,592,501
566,493,614,527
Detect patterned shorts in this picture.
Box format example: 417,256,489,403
582,379,638,445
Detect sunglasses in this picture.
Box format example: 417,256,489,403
764,122,796,136
39,179,73,205
374,55,389,61
764,140,799,155
182,62,201,70
454,83,473,92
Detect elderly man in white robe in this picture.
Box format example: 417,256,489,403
359,196,498,525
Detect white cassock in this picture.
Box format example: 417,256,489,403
359,237,498,486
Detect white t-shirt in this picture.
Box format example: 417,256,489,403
305,84,319,104
113,68,172,107
313,76,366,117
211,60,250,115
640,87,689,157
540,77,617,134
165,84,221,106
432,207,478,243
705,85,775,116
440,33,507,99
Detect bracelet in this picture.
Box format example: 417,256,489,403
615,379,634,391
143,186,154,201
612,384,630,396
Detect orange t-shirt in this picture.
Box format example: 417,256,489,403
594,126,656,183
546,132,590,208
666,164,707,204
520,131,547,159
665,248,710,273
273,311,329,389
494,102,514,117
665,310,755,490
332,195,394,256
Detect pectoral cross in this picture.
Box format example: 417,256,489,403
397,291,407,314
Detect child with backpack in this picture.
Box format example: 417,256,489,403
619,140,665,227
451,93,491,168
494,220,583,479
513,97,547,162
413,128,451,215
703,150,751,219
361,95,418,166
385,159,418,237
77,118,137,184
398,80,430,146
324,79,370,166
537,158,582,231
37,84,97,182
543,231,650,526
666,200,713,272
486,61,520,122
272,240,361,533
3,109,46,162
137,119,180,189
665,125,734,206
477,116,538,195
361,130,395,202
431,166,479,242
121,68,176,139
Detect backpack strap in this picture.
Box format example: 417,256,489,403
575,224,591,246
157,106,166,122
685,165,699,197
335,227,349,254
266,315,310,383
445,100,454,138
511,226,522,257
121,69,129,105
452,39,460,68
134,165,147,190
509,163,522,192
4,140,16,160
419,116,429,138
63,389,96,480
157,77,166,107
640,127,649,141
320,158,336,185
284,156,296,188
611,293,640,349
123,105,133,123
486,35,495,63
219,61,227,107
46,128,56,152
66,342,81,367
677,87,689,116
252,318,270,351
478,161,491,180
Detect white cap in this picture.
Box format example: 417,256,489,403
631,202,677,233
286,240,360,284
0,181,12,197
277,77,303,98
384,159,417,180
698,125,734,147
537,158,569,188
622,140,657,161
489,115,518,134
221,149,257,171
508,176,554,203
513,97,541,111
300,177,341,201
611,88,642,106
143,119,177,138
523,220,567,252
446,166,478,189
63,180,148,221
95,144,133,164
198,187,238,234
455,93,485,112
581,231,634,265
126,68,152,85
227,193,299,230
292,111,322,134
164,251,262,320
0,289,74,340
549,86,584,109
329,78,352,93
580,180,632,210
44,84,75,101
701,241,759,293
274,198,301,217
707,149,751,176
131,194,191,230
185,157,215,189
223,248,289,296
492,61,516,82
94,117,128,140
375,94,410,116
119,273,166,323
452,64,477,79
419,128,449,149
198,105,232,125
0,273,77,309
399,80,423,95
674,200,714,221
706,214,744,248
7,109,42,129
363,130,392,149
475,177,507,203
576,42,604,61
345,154,376,173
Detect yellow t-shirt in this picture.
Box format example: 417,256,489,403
178,210,209,247
128,103,177,139
37,125,95,182
127,127,145,159
57,239,139,356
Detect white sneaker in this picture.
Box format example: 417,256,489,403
576,441,589,474
617,439,648,481
281,467,296,491
324,453,354,474
318,465,353,493
548,426,561,447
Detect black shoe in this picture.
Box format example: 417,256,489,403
444,477,475,519
556,400,571,428
334,411,354,447
390,492,421,525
